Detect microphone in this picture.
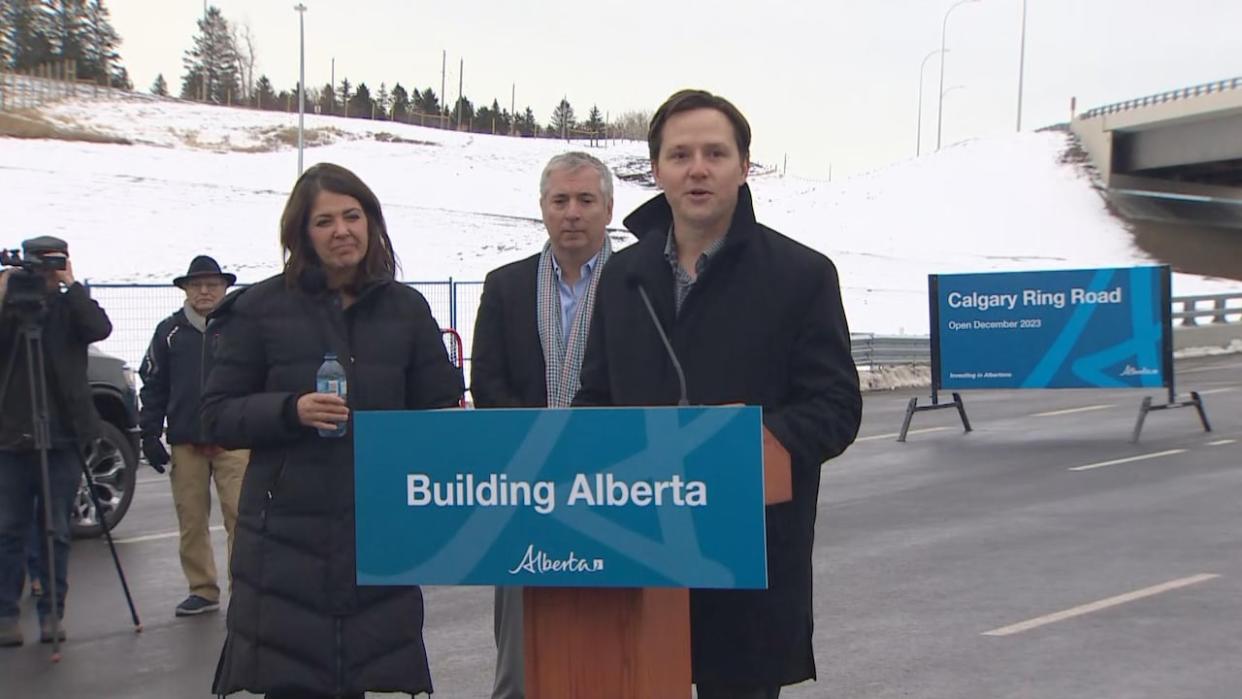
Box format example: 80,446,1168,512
626,275,689,407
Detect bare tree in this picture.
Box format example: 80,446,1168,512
612,110,652,141
232,20,257,104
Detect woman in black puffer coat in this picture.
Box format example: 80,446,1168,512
203,163,463,698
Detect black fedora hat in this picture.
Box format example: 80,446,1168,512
173,255,236,288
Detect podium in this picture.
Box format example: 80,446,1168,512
353,406,784,699
522,427,790,699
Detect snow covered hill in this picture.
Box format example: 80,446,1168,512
3,91,1237,352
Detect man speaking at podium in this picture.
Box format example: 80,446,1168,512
574,90,862,698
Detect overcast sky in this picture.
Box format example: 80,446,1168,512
108,0,1242,180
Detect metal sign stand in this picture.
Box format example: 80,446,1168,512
1132,269,1212,442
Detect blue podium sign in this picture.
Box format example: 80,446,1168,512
354,406,768,588
933,266,1170,390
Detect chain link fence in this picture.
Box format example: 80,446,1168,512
1,64,124,113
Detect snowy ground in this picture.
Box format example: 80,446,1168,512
3,91,1239,366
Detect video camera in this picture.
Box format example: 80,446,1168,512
0,236,69,315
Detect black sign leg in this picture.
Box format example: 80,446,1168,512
952,392,972,433
1132,396,1152,443
1190,391,1212,433
898,397,919,442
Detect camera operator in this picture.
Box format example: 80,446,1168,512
0,237,112,647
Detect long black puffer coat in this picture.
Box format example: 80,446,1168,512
203,273,463,697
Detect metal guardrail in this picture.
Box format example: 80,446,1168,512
851,334,930,368
1079,76,1242,119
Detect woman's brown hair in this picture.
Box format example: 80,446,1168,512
279,162,399,290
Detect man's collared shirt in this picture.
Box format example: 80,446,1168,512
551,251,601,344
665,227,727,315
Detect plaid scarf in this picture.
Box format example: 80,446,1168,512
536,238,612,407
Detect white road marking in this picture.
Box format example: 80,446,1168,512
856,427,951,442
1207,439,1237,446
136,477,166,486
1195,387,1235,396
982,573,1220,636
114,525,224,544
1068,449,1186,472
1033,404,1115,417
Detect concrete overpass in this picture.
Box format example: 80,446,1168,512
1071,77,1242,230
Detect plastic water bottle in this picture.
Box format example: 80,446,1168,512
316,352,348,438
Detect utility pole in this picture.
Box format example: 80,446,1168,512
510,83,516,135
440,50,447,129
1016,0,1028,131
295,3,306,176
331,57,335,114
457,58,464,131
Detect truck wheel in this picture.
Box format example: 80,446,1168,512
71,421,138,538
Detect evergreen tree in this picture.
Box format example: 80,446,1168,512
181,6,239,103
254,74,275,109
390,83,409,121
415,87,441,124
150,72,167,96
550,98,576,139
474,101,494,133
375,82,389,120
7,0,55,70
81,0,126,86
0,4,13,69
338,77,352,116
517,106,539,137
348,81,373,118
48,0,84,71
317,80,335,115
487,98,512,135
585,105,604,136
451,95,474,130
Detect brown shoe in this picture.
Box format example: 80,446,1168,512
29,578,43,598
0,618,23,647
39,616,66,644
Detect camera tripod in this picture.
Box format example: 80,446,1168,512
0,307,142,661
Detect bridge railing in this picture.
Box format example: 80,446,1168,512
1079,76,1242,119
1172,292,1242,326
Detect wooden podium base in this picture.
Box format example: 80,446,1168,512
524,587,691,698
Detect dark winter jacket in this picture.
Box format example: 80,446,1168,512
574,184,862,687
138,308,219,445
0,282,112,453
470,253,547,408
202,273,464,697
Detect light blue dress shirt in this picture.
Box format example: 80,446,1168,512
550,251,601,345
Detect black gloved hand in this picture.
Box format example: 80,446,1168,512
141,437,170,474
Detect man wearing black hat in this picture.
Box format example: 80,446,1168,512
139,256,248,617
0,236,112,647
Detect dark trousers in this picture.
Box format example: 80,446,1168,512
696,684,782,699
0,448,80,621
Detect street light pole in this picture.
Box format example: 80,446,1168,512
1016,0,1027,131
936,0,979,151
940,85,967,146
294,3,307,176
917,48,947,157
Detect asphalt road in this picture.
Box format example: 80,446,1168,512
3,355,1240,698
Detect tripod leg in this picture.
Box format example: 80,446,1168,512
80,453,142,631
24,326,62,660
